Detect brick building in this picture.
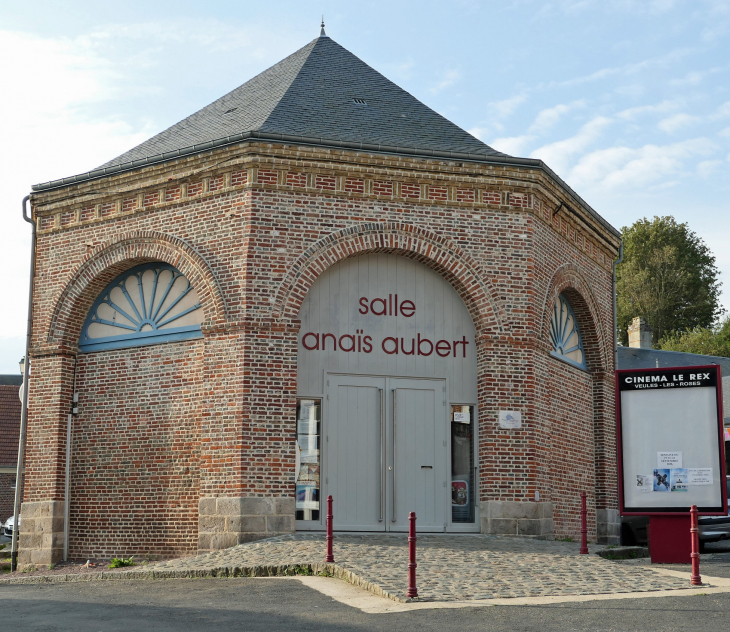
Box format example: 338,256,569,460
0,375,22,524
20,30,621,567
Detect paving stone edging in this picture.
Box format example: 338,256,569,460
0,563,408,602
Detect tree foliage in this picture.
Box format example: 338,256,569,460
658,318,730,358
617,216,721,345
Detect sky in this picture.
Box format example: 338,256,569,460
0,0,729,374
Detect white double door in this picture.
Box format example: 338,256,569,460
325,374,447,532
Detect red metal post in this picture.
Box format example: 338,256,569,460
407,511,418,598
326,495,334,563
690,505,701,586
580,491,588,554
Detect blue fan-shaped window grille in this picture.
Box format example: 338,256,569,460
549,294,586,370
79,262,204,353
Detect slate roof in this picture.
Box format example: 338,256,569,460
29,32,620,239
98,34,505,170
0,384,21,467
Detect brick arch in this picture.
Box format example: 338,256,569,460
273,222,505,334
540,263,609,373
47,231,228,348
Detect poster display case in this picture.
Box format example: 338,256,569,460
617,365,727,515
296,398,321,521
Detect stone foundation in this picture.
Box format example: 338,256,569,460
198,496,295,552
17,500,64,568
480,500,554,538
596,508,621,545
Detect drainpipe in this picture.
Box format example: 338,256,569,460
11,195,34,572
612,241,624,371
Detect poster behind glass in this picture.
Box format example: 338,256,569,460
296,398,321,521
451,404,475,523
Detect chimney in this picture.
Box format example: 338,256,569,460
628,317,653,349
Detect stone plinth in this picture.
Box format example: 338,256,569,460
198,496,295,552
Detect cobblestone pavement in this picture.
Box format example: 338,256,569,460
136,534,692,601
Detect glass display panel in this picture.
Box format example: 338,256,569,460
451,404,475,523
296,398,321,521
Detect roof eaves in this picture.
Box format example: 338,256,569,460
31,131,620,239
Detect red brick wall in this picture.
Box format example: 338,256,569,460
0,474,17,523
69,340,203,559
23,144,619,555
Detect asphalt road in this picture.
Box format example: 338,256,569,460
2,578,730,632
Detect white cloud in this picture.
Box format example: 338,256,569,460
467,127,489,140
697,160,723,178
721,127,730,139
490,94,528,118
430,69,461,95
617,100,678,120
713,101,730,119
529,116,612,174
490,135,535,156
658,113,701,133
569,137,717,190
0,30,153,338
669,68,722,86
528,99,587,133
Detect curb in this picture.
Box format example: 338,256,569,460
0,562,410,603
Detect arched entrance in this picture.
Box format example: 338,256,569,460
296,253,478,532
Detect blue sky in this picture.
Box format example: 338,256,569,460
1,0,729,373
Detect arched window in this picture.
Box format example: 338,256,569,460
79,262,204,353
549,293,586,370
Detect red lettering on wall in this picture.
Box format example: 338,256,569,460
322,333,337,351
359,297,369,314
339,334,355,352
371,298,387,315
400,300,415,317
302,332,319,350
436,340,451,357
382,337,398,354
401,338,415,355
417,333,433,356
363,336,373,353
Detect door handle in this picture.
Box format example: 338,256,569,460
392,388,397,523
379,388,384,522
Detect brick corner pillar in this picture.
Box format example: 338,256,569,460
18,352,75,568
593,371,620,545
197,317,298,553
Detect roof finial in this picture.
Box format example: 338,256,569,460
320,16,326,36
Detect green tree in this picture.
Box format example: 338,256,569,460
617,216,722,345
658,318,730,357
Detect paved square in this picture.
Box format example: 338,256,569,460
138,534,691,601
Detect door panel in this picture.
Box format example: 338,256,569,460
327,375,385,530
326,374,446,532
390,378,446,531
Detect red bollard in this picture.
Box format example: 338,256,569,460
690,505,701,586
407,512,418,598
326,495,334,563
580,491,588,555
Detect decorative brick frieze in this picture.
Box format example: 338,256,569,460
188,181,203,197
257,169,278,186
315,174,336,191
